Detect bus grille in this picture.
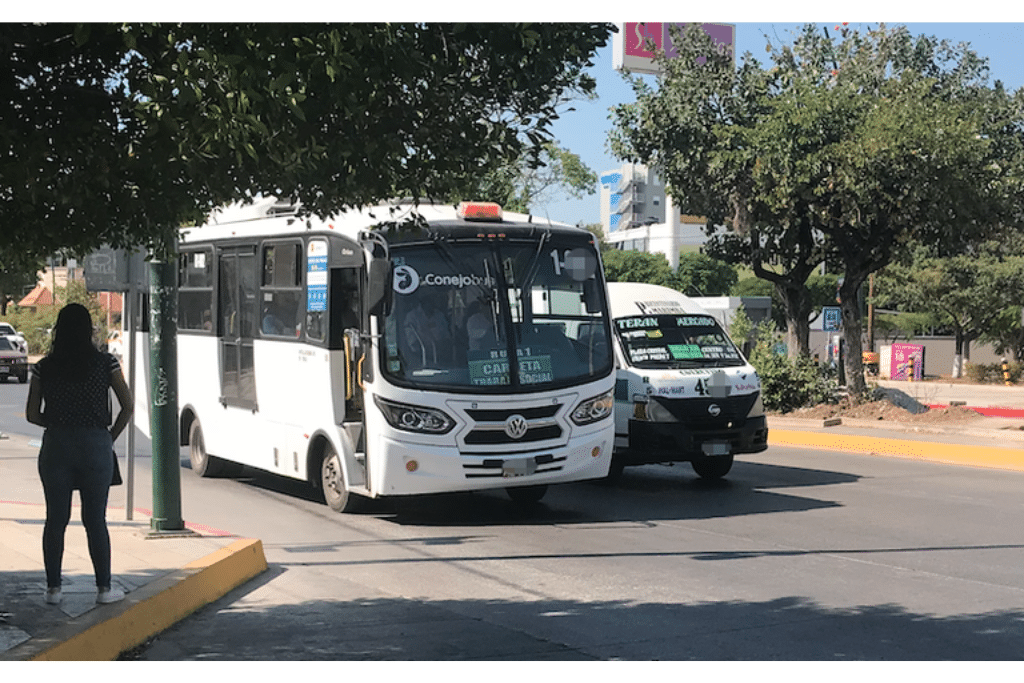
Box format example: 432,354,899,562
462,404,564,446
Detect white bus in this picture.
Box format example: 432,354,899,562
162,199,615,511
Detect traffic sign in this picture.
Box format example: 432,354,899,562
823,306,841,331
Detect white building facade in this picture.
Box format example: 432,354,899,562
600,162,710,270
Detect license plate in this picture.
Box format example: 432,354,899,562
701,441,731,456
502,458,538,478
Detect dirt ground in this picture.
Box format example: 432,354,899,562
776,399,988,424
771,376,1020,427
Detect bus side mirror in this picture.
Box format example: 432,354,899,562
367,257,391,317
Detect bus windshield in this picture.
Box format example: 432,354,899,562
615,314,745,369
382,237,612,392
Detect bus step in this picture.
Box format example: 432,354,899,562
343,421,364,451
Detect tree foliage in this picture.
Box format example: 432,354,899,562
674,251,737,297
447,142,598,215
2,23,614,260
610,22,1024,394
600,249,680,289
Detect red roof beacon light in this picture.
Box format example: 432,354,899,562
457,201,503,222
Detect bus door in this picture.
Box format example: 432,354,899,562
218,245,259,410
331,266,364,424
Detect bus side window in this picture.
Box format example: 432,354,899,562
261,241,303,338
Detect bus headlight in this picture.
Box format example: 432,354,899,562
373,396,456,434
571,389,614,426
633,396,676,422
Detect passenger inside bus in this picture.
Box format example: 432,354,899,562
466,300,498,352
401,292,452,368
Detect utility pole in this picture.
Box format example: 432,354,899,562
147,231,186,535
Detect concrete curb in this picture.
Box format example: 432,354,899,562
3,538,267,661
769,428,1024,473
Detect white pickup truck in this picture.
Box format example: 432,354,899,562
0,322,28,354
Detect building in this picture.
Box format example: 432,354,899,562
15,264,123,326
599,162,710,270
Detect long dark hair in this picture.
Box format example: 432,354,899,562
45,303,102,382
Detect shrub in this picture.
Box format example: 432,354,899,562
732,308,838,412
965,361,1022,384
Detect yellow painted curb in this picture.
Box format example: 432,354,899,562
770,429,1024,473
22,538,267,661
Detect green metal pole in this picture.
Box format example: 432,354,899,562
148,258,184,533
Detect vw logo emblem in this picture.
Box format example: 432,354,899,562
708,404,722,417
504,414,529,440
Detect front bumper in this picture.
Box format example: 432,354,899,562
620,415,768,465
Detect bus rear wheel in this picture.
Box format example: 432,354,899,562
321,446,360,513
506,484,548,504
189,420,227,477
691,453,734,480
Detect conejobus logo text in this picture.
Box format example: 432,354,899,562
393,265,494,294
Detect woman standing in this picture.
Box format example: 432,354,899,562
25,303,133,605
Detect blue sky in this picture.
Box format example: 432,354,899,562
539,21,1024,228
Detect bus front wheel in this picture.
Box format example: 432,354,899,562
691,453,734,480
321,446,360,513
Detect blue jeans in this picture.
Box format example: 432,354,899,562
37,426,114,589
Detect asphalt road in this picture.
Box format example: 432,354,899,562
5,381,1024,660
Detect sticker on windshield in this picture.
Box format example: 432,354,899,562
669,344,703,359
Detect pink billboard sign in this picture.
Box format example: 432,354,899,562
890,343,925,380
624,22,663,59
615,22,735,74
664,23,735,64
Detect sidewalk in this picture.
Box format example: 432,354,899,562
0,433,267,662
1,378,1023,660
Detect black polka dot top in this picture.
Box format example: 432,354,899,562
32,352,121,429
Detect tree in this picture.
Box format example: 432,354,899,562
2,23,615,260
0,251,44,315
2,22,615,531
610,23,1024,395
609,24,837,360
600,249,681,289
876,240,1024,376
448,142,598,215
732,272,838,332
674,251,737,297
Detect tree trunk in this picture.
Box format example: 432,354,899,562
951,335,965,378
839,277,866,396
778,282,812,359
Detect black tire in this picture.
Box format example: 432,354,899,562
506,484,548,504
189,420,226,477
18,372,27,384
321,445,360,513
603,456,627,483
691,453,734,480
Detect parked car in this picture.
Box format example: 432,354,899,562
0,322,27,354
0,336,28,383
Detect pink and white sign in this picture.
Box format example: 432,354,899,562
890,343,925,380
614,22,735,74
